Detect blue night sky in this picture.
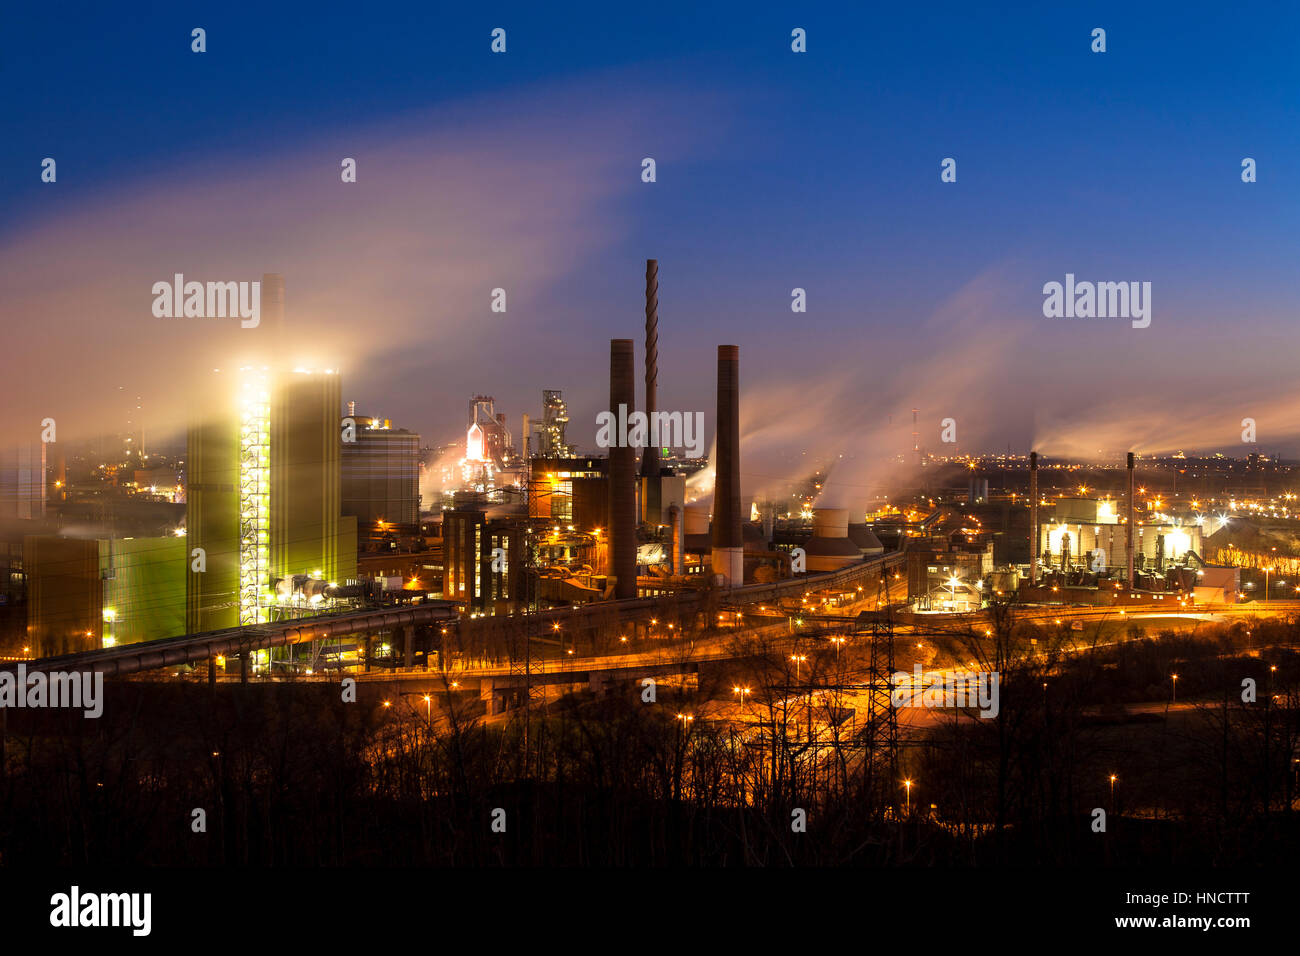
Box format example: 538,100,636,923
2,1,1298,486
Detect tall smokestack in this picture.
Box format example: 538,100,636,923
261,272,284,350
912,407,920,467
1126,452,1136,588
1029,451,1039,586
711,345,743,585
668,503,683,575
610,340,637,599
522,413,531,459
641,259,659,477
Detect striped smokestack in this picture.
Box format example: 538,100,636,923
641,259,659,478
1126,452,1136,588
711,345,743,585
1029,451,1039,586
610,339,638,599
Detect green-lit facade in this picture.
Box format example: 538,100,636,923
186,367,357,634
26,534,186,656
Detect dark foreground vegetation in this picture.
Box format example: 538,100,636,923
0,611,1297,866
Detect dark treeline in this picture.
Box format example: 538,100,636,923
0,609,1298,866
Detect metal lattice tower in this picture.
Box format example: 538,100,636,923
860,567,898,813
509,472,550,757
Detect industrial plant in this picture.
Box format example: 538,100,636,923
1,6,1292,934
0,262,1286,662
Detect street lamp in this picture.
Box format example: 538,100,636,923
733,686,751,712
1109,773,1117,813
1171,673,1178,703
791,654,807,679
903,779,912,813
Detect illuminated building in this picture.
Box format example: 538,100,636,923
528,457,606,523
1039,497,1202,574
468,396,512,466
537,389,575,458
454,396,515,495
906,540,994,610
186,367,357,632
341,412,421,527
441,508,525,613
271,369,355,615
25,534,186,655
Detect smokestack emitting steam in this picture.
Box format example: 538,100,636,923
641,259,659,478
610,339,637,599
1029,451,1038,586
1127,452,1136,588
711,345,742,585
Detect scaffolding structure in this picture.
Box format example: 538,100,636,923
238,368,271,625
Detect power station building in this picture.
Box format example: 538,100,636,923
24,534,187,656
186,366,357,632
441,508,527,613
436,260,770,614
521,390,576,460
22,275,363,652
528,457,607,524
1036,496,1203,574
341,410,421,527
532,390,575,458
